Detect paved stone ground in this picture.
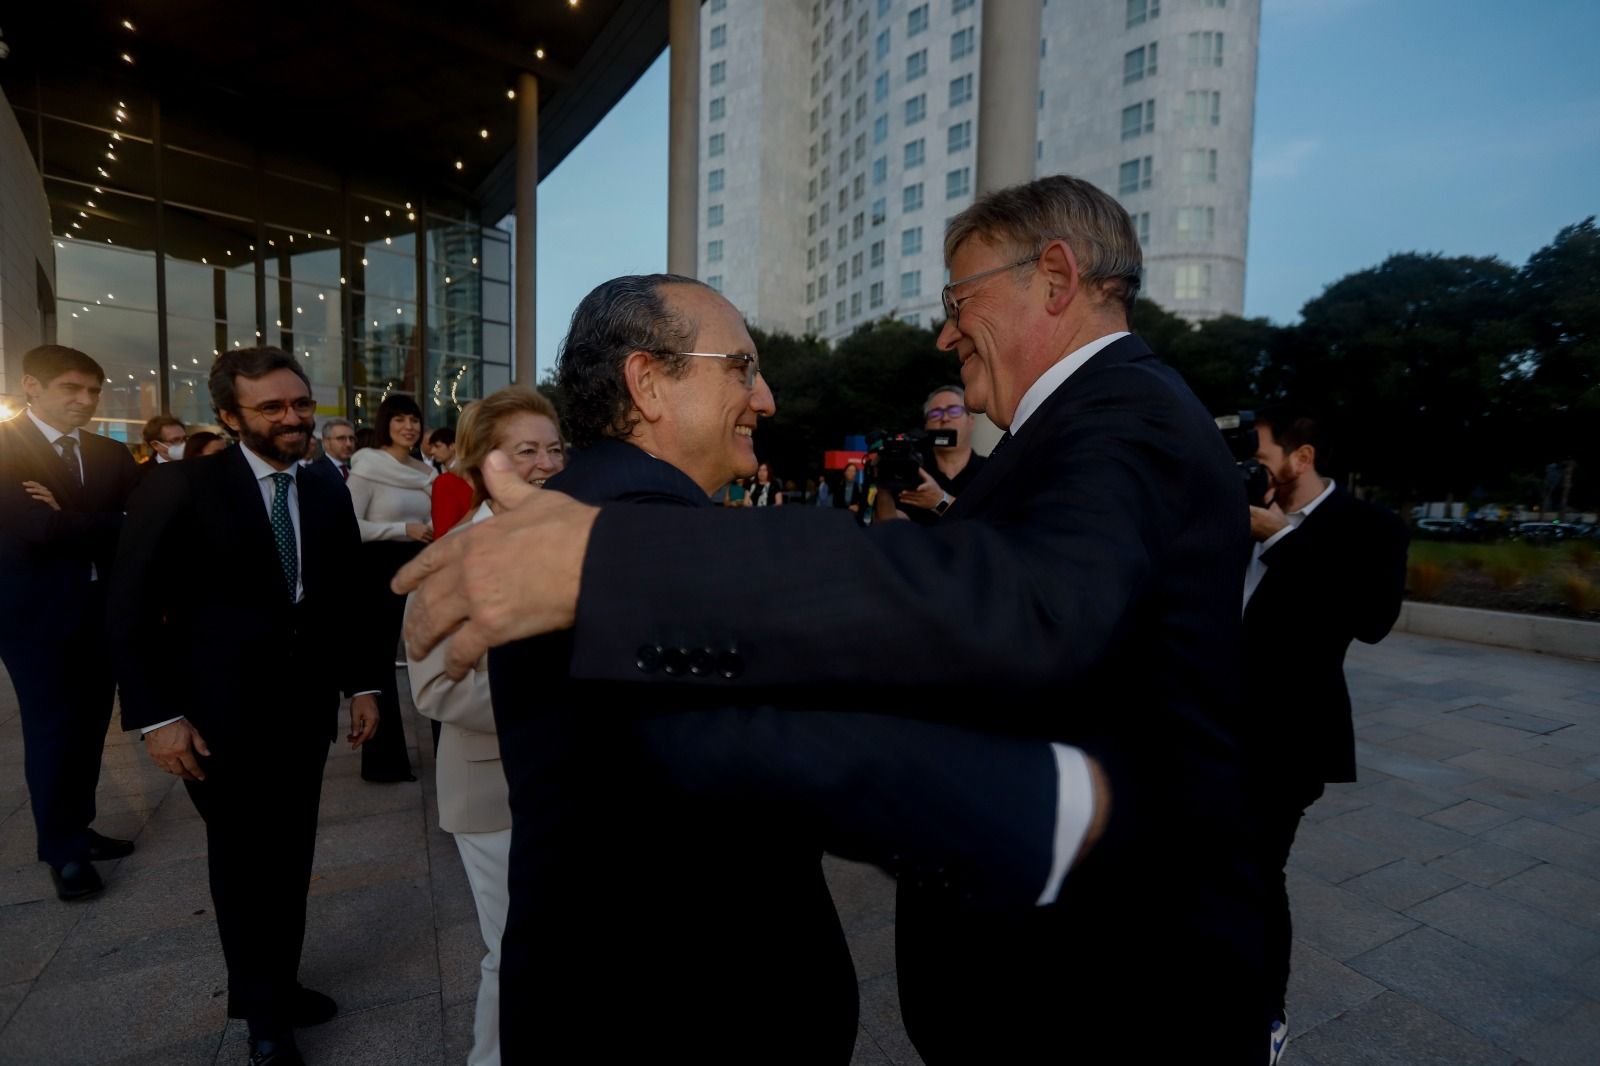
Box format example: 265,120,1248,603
1,631,1597,1065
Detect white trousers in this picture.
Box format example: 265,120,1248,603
454,828,512,1066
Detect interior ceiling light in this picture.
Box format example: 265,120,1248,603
120,53,134,64
479,128,489,139
454,160,464,171
535,48,545,60
121,19,135,31
506,89,516,100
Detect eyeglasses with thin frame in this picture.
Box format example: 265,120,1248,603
941,255,1042,328
924,404,969,421
236,397,317,422
642,349,762,389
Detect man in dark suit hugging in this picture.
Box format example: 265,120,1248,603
400,176,1266,1063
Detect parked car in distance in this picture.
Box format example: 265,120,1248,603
1416,518,1470,540
1511,522,1585,543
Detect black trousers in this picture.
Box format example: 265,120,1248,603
1261,780,1325,1021
184,724,330,1023
359,541,420,781
0,591,115,867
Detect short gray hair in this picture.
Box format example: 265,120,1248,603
318,417,354,438
944,174,1142,314
923,384,965,413
556,274,709,449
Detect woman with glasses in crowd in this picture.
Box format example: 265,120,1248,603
405,385,565,1066
347,393,435,783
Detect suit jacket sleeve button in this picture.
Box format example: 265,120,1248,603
662,647,690,677
717,649,745,680
689,648,716,677
635,644,663,674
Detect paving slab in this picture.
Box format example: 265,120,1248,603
1289,990,1517,1066
1403,883,1600,977
1423,798,1521,835
1491,863,1600,934
1342,859,1463,912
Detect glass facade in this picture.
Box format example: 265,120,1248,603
8,69,510,439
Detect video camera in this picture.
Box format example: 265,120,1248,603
1214,411,1272,506
865,427,956,494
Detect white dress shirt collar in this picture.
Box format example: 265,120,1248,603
240,443,295,481
1242,479,1337,611
1008,332,1130,434
26,407,81,445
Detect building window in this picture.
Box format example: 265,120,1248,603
1126,0,1160,29
855,133,867,160
710,24,726,49
1174,263,1212,300
948,120,972,152
839,187,849,212
708,240,724,263
711,0,726,11
709,168,725,193
951,27,975,60
819,272,829,295
904,138,926,168
908,4,929,36
710,97,727,122
853,173,866,199
808,213,817,235
808,247,817,270
819,308,829,329
1136,211,1150,246
807,314,816,332
879,0,891,14
810,142,819,166
856,94,868,121
1187,31,1224,67
870,240,885,267
852,251,864,278
707,204,724,228
870,281,884,308
820,236,830,258
874,114,889,144
1117,156,1153,194
1175,206,1216,242
832,298,843,322
945,167,971,199
1182,90,1222,127
812,72,821,98
852,212,865,238
1124,43,1157,84
903,183,925,212
708,274,722,291
857,50,869,81
901,270,922,298
838,262,849,286
1041,37,1048,58
1120,100,1155,140
710,61,726,86
838,223,848,248
1200,0,1227,7
875,71,889,102
876,29,890,59
949,73,974,107
851,292,863,316
907,49,928,81
810,108,819,132
953,0,975,11
873,156,888,184
1181,148,1219,184
709,132,726,156
902,226,923,255
808,177,818,202
906,94,927,124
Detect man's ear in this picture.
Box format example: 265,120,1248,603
1039,238,1080,316
1293,443,1316,474
623,350,666,426
218,409,242,436
20,373,41,402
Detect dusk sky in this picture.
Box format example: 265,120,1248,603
530,0,1600,372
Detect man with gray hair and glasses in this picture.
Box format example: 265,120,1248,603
398,176,1263,1062
889,383,987,525
314,417,357,484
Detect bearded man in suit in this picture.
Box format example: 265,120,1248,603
0,345,140,901
110,347,383,1066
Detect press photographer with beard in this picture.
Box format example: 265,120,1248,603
1242,405,1408,1064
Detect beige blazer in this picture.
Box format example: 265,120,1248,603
405,503,510,835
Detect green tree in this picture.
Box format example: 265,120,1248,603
1520,217,1600,507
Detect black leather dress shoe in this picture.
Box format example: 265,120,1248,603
247,1036,305,1066
50,860,104,902
86,832,135,861
291,987,338,1028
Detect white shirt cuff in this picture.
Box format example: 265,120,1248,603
140,716,184,734
1259,522,1296,553
1036,743,1094,907
351,690,380,698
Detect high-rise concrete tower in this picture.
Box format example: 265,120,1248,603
697,0,1259,339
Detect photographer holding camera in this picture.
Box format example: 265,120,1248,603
1242,405,1408,1063
891,386,989,526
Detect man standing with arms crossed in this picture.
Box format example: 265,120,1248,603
111,348,382,1066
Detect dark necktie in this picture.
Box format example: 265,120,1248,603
338,462,349,482
57,436,83,487
268,472,299,600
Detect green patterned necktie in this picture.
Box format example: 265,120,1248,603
268,472,298,600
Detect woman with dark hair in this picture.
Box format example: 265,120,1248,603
748,462,783,506
406,385,564,1066
181,430,228,458
347,394,434,782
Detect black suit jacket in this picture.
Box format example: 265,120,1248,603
559,335,1264,1058
1243,484,1408,788
0,413,138,639
108,445,381,743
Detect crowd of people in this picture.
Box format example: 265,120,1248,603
0,174,1411,1066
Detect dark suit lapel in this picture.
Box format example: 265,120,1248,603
945,335,1153,521
8,414,89,509
1245,484,1347,618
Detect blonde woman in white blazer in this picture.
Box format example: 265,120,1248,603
405,386,565,1066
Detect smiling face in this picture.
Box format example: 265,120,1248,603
936,238,1040,428
24,369,103,432
497,412,566,488
654,285,775,494
218,368,313,468
388,412,423,451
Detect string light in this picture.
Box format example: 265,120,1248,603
454,160,464,171
480,128,490,139
535,48,545,60
121,19,135,31
120,53,134,64
506,89,516,100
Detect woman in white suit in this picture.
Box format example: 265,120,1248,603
405,386,565,1066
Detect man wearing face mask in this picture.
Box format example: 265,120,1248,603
1243,405,1408,1064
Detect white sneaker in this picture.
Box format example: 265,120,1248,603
1269,1016,1290,1065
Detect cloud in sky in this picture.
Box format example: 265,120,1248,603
1254,137,1320,181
